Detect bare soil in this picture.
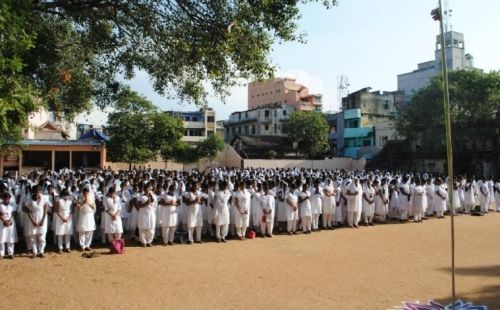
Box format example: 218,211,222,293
2,213,499,309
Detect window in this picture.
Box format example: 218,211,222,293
22,151,51,168
238,113,241,120
192,117,198,122
274,124,278,134
244,126,249,135
237,127,241,134
184,116,190,121
384,100,389,110
363,139,371,146
184,130,189,136
264,124,269,131
283,110,287,116
265,110,270,117
285,100,287,103
274,110,277,117
344,119,359,128
207,131,214,136
207,116,215,122
251,125,256,134
244,112,248,119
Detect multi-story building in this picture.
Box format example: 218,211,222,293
224,103,295,143
165,107,217,144
328,88,402,159
398,30,474,102
247,77,322,111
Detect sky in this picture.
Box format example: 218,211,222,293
77,0,500,125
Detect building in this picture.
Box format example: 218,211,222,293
398,31,474,102
165,107,217,144
247,77,322,111
224,103,296,143
328,88,402,159
0,111,107,175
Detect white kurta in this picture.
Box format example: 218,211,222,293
299,191,312,217
310,188,323,215
362,185,375,217
346,183,359,213
137,195,157,230
214,190,231,226
54,198,73,235
186,192,202,228
322,185,335,215
76,199,96,232
234,189,251,227
434,185,448,213
285,191,299,221
104,196,123,234
26,198,48,236
159,193,178,227
0,203,17,243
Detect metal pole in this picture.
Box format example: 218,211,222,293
438,0,456,308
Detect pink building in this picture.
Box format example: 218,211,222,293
247,78,322,111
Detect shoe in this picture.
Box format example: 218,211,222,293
187,241,192,245
354,225,359,228
221,239,226,243
240,236,245,240
266,234,273,238
293,231,298,235
85,247,92,251
57,249,63,254
162,243,168,246
39,253,45,258
146,243,153,247
195,241,203,244
369,223,375,226
216,239,221,243
142,244,147,248
64,249,71,253
167,241,174,246
288,232,293,235
8,255,14,260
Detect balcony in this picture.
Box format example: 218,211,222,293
344,127,373,138
183,121,205,129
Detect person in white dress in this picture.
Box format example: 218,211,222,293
321,179,336,229
250,182,262,231
398,177,411,222
412,178,426,222
494,179,500,212
234,182,251,240
0,192,17,259
259,183,275,237
285,183,299,234
373,179,387,222
434,178,448,218
54,189,74,253
214,181,231,243
298,183,312,233
104,187,123,242
310,180,323,231
478,178,489,213
362,179,375,226
345,178,360,228
159,184,178,246
76,187,96,251
185,182,203,244
137,185,157,247
24,188,49,258
425,179,435,217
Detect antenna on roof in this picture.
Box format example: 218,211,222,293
337,75,349,111
443,0,453,32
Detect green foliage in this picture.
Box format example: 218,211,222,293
282,110,329,158
196,135,225,161
395,69,500,155
106,89,184,166
0,0,337,148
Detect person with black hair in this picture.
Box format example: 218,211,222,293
104,187,123,243
76,187,96,251
214,181,231,243
137,184,157,247
259,182,275,237
0,192,17,259
25,187,49,258
54,189,74,253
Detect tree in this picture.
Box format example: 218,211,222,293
395,69,500,173
282,110,329,158
106,88,184,169
1,0,337,148
196,134,225,163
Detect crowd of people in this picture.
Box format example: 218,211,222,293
0,167,499,259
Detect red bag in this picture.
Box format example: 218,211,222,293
246,230,256,239
110,239,125,254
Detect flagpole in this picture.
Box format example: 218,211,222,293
436,0,456,308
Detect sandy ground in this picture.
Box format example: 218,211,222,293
1,213,499,310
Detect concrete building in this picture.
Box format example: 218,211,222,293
165,107,217,144
398,31,474,102
224,103,295,143
328,88,402,159
247,77,322,111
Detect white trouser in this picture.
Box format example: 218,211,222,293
30,233,46,255
0,243,14,256
79,231,93,249
365,215,373,224
161,226,176,243
188,226,202,242
301,215,312,232
400,208,408,220
139,229,155,245
260,219,274,235
236,225,248,238
57,235,71,250
347,211,359,227
414,212,422,222
312,214,320,230
216,224,228,240
436,209,445,217
287,220,297,232
322,213,333,228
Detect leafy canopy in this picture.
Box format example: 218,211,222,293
0,0,337,149
282,110,329,158
395,69,500,156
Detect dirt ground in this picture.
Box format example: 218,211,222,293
2,213,499,310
